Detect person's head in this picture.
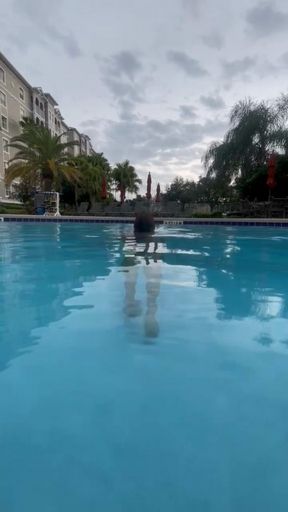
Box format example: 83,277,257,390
134,212,155,234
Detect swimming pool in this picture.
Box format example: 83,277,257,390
1,222,288,511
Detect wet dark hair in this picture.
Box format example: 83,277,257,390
134,212,155,233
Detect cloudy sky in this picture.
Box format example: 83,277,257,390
2,0,288,189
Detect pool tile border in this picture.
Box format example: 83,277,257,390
2,215,288,228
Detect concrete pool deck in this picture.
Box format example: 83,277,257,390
1,214,288,227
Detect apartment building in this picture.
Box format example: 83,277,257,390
0,53,33,198
66,128,94,158
0,52,95,199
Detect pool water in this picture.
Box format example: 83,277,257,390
1,223,288,511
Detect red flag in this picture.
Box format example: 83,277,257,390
267,154,277,189
101,175,107,199
147,172,152,200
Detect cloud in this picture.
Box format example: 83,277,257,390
102,76,143,103
179,105,197,120
79,119,98,128
200,94,225,110
12,0,82,57
85,114,228,188
246,2,288,37
202,32,224,50
118,99,139,121
167,51,208,77
281,52,288,66
45,27,82,58
222,57,256,78
98,114,227,167
182,0,204,16
100,52,145,118
105,51,142,81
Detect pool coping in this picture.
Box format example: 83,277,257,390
1,214,288,227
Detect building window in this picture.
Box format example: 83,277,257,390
35,97,39,106
19,87,25,101
2,138,9,153
35,117,40,125
40,102,43,111
0,90,6,106
20,107,25,121
40,120,44,127
1,115,8,131
0,67,5,83
0,91,6,106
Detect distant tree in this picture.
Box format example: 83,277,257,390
113,160,142,203
5,119,79,191
75,153,112,206
165,176,234,209
13,175,37,212
196,176,235,205
165,177,197,210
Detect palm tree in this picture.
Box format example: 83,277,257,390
113,160,142,203
204,95,288,183
5,119,79,191
75,153,111,206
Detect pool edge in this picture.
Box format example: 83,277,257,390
1,214,288,228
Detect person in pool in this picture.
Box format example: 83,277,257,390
134,212,155,235
133,212,158,253
122,212,161,339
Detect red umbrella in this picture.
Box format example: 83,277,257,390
156,183,161,202
101,175,107,200
267,153,277,190
146,172,152,200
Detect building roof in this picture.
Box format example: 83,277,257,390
81,133,91,141
55,108,64,121
68,126,81,137
61,120,69,131
0,52,32,90
44,93,58,107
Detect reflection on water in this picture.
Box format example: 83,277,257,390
2,223,288,511
1,223,288,369
122,236,161,340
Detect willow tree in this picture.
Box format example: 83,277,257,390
204,95,288,183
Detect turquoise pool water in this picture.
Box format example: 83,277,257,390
1,223,288,511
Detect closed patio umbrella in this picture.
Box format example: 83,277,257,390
156,183,161,202
101,175,107,200
267,154,277,198
147,172,152,200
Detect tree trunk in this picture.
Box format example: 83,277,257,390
120,186,126,204
42,178,53,192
